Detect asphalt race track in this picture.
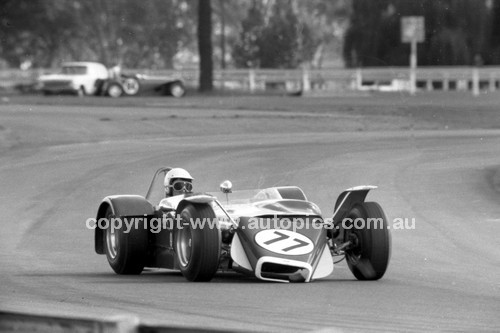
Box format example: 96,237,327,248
1,94,499,332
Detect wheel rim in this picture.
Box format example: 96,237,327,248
122,78,139,95
177,227,192,267
106,227,118,259
170,84,184,97
345,231,361,264
345,210,362,264
108,85,122,98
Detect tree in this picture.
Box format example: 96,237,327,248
258,2,301,68
198,0,213,92
0,0,79,67
343,0,493,67
0,0,194,69
232,1,265,68
72,0,192,69
210,0,249,69
294,0,352,68
232,1,324,69
489,0,500,63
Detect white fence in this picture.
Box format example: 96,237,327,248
2,66,500,93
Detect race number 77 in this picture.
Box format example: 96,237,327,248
264,231,308,252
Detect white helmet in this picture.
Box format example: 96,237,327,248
164,168,194,187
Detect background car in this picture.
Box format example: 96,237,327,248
102,73,186,98
36,62,186,98
37,62,109,96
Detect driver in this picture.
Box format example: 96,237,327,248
158,168,194,212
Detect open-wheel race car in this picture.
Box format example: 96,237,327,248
94,167,391,282
102,73,186,98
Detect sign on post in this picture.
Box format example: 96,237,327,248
401,17,425,43
401,16,425,95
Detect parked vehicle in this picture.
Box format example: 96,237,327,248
102,73,186,98
36,62,186,98
37,62,109,96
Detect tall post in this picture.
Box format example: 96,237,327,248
401,16,424,95
302,66,311,93
410,39,417,95
472,67,480,97
356,67,362,90
472,54,482,97
249,69,256,93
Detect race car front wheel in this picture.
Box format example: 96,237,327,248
168,81,186,97
104,206,147,274
175,203,220,281
344,202,391,280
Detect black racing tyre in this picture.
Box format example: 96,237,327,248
104,206,148,274
121,76,140,96
106,82,123,98
168,81,186,98
344,202,391,280
174,203,220,281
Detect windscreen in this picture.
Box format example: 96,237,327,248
61,66,88,75
208,188,283,205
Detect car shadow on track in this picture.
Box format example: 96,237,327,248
20,270,369,284
20,270,262,284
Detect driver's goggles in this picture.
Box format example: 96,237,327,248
171,180,193,192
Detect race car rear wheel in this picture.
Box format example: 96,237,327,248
104,206,147,274
344,202,391,280
168,81,186,98
174,203,220,281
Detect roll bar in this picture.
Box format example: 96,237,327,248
145,166,172,200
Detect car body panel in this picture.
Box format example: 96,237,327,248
233,215,331,282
